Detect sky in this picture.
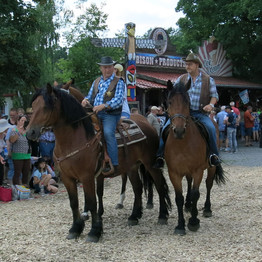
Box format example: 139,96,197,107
64,0,184,38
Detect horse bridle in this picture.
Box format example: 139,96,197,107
169,113,189,129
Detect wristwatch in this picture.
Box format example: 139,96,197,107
209,103,214,108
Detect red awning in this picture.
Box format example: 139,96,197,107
136,70,262,90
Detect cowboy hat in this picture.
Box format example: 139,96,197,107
0,119,12,133
114,64,123,72
184,53,202,68
97,56,116,66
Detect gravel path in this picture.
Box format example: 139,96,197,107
1,142,262,262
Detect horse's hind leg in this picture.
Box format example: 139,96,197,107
146,174,154,209
115,173,127,209
203,168,215,217
146,168,170,225
127,168,143,226
63,178,85,240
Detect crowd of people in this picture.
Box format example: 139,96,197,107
214,103,261,153
0,107,58,197
1,54,261,198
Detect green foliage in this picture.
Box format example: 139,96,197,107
0,0,41,95
175,0,262,82
55,3,125,94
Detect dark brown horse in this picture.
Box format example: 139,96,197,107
165,79,226,235
61,81,155,210
26,84,171,242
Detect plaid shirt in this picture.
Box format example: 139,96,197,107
85,73,124,110
176,72,218,111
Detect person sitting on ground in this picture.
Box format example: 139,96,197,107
81,56,125,176
154,52,220,168
31,158,58,194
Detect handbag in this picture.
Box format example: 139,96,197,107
14,185,31,200
0,186,12,202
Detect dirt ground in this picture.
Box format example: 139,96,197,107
1,141,262,262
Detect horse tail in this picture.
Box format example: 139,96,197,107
214,163,227,185
139,165,172,211
160,172,172,211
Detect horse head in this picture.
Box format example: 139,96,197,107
26,83,61,141
167,79,191,139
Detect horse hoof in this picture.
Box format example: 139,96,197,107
146,203,154,209
115,204,124,209
203,210,212,217
128,218,138,226
187,222,200,232
66,232,80,240
86,235,100,243
174,228,186,235
158,218,168,225
81,212,90,221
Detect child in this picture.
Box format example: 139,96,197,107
31,158,58,194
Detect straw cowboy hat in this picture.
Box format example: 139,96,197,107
97,56,116,66
114,64,123,72
184,53,202,68
0,119,12,133
26,107,33,114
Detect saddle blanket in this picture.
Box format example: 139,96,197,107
115,119,147,148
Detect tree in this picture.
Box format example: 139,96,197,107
54,3,125,94
0,0,60,108
175,0,262,82
0,0,41,95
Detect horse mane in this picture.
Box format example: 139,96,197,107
168,81,190,106
31,86,95,139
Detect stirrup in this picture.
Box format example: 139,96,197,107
209,154,221,167
153,157,165,169
102,159,114,176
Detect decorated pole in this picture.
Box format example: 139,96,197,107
125,23,136,101
91,22,165,102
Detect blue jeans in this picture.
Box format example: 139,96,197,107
227,127,237,152
157,111,219,157
97,111,121,166
7,158,14,180
39,141,55,164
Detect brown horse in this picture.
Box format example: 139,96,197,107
165,79,226,235
26,84,171,242
61,81,155,210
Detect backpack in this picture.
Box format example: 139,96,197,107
228,113,237,126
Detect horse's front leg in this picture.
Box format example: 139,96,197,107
184,175,192,213
174,181,186,235
63,177,85,240
82,176,103,243
96,174,104,218
187,171,203,232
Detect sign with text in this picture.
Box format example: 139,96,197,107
136,53,185,68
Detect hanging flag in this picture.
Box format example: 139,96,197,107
239,89,249,104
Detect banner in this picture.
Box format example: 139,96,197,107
239,89,249,104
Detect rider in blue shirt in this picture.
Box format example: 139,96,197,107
82,57,125,176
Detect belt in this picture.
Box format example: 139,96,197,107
39,140,55,143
